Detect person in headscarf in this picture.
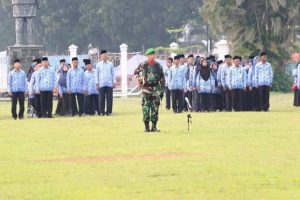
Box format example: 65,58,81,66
211,60,223,111
196,58,214,112
248,56,261,111
58,64,70,116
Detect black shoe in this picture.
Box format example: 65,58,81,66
47,115,54,118
106,113,112,116
13,116,17,120
144,121,150,132
19,116,24,120
151,121,160,132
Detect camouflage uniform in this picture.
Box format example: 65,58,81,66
134,61,165,131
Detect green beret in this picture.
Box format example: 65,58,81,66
146,48,155,55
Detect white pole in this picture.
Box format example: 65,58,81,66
120,43,128,97
69,44,78,62
170,42,179,58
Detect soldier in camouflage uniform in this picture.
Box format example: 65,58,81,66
134,48,165,132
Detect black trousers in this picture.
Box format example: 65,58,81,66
40,91,53,118
34,94,42,118
231,89,243,111
165,87,171,109
87,94,99,115
61,93,71,116
192,91,198,111
212,93,223,111
11,92,25,119
251,87,260,111
171,89,184,113
224,89,232,111
55,95,63,115
220,87,226,110
258,86,270,111
195,92,201,112
99,87,113,115
243,89,252,111
70,93,84,116
200,93,211,112
294,90,300,106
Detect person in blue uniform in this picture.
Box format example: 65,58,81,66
8,59,28,120
67,57,85,116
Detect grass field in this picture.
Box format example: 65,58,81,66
0,93,299,200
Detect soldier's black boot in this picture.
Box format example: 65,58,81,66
151,121,160,132
144,121,150,132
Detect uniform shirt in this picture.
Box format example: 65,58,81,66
255,62,273,87
37,66,56,92
196,73,214,94
67,67,85,94
168,66,187,90
57,72,68,96
217,64,224,86
292,68,297,85
186,65,195,91
228,66,247,90
163,66,171,88
95,61,116,88
84,69,98,95
220,64,231,89
297,63,300,88
28,70,39,95
7,69,27,93
248,66,257,88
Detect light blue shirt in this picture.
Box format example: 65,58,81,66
296,63,300,88
37,67,56,92
186,65,195,91
220,64,231,89
255,62,273,87
67,67,85,94
168,66,186,90
228,66,247,90
84,69,98,95
7,69,27,93
95,61,116,88
196,73,214,94
28,70,39,95
163,66,171,88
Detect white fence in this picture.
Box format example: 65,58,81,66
0,51,8,93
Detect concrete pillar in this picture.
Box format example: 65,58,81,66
69,44,78,61
170,42,179,58
120,43,128,97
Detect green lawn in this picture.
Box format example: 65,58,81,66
0,93,299,200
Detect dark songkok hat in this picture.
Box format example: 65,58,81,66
187,54,194,58
217,60,223,65
14,59,21,63
100,50,108,55
60,59,66,63
224,54,232,59
233,56,241,60
174,55,181,60
42,57,48,61
84,59,91,65
72,57,78,61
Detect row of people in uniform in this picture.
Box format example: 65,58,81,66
163,52,273,113
292,60,300,107
7,50,116,120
